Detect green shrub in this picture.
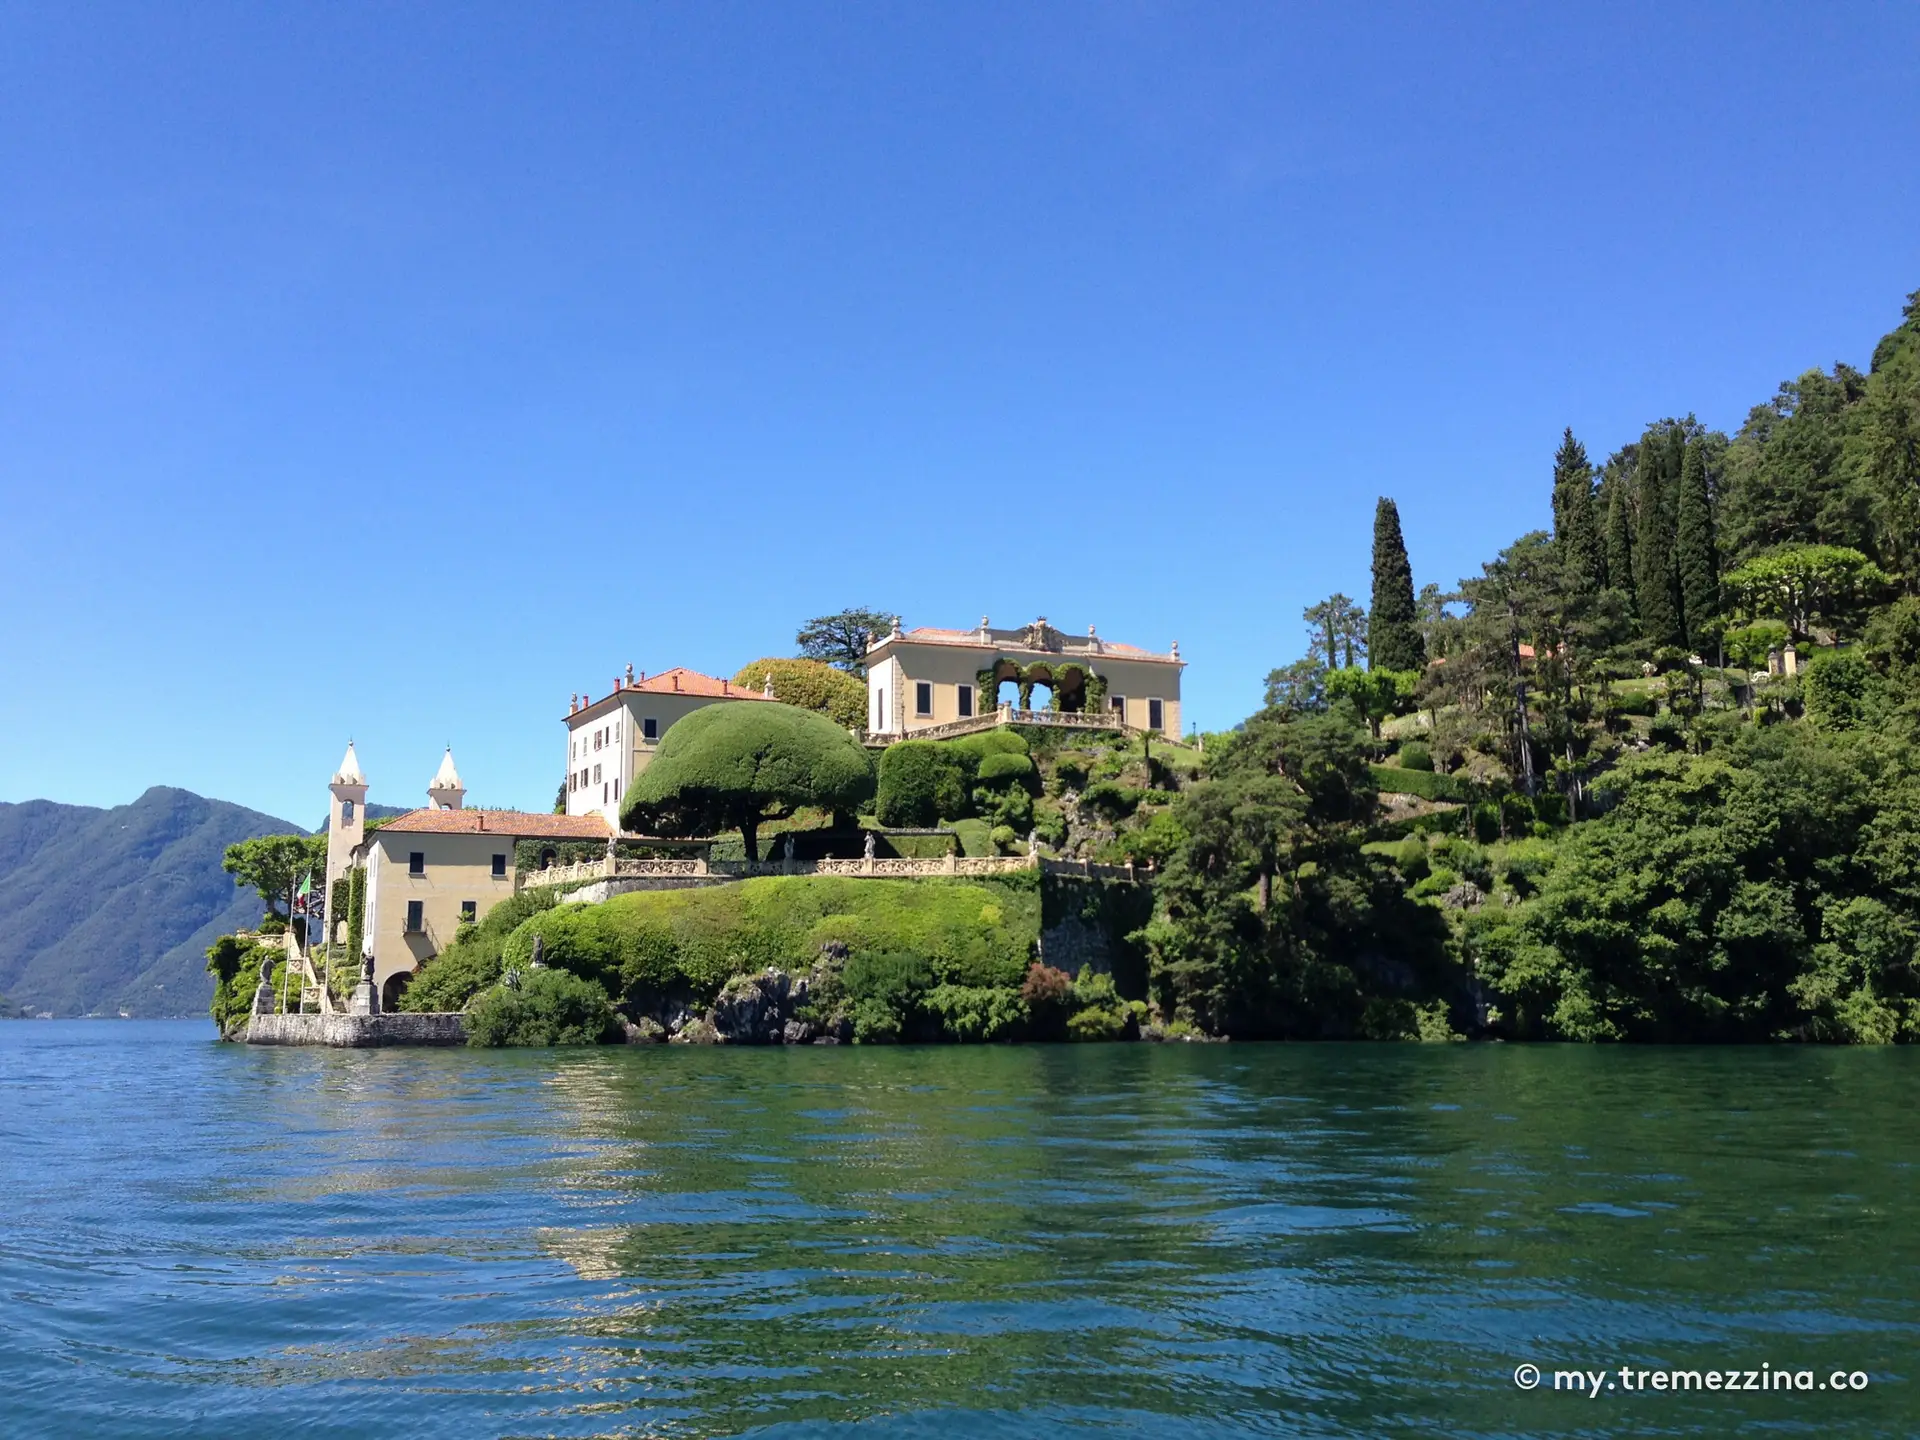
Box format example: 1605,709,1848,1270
1079,780,1137,820
1804,648,1879,730
876,741,968,825
205,934,281,1035
990,824,1019,852
1397,742,1433,771
923,983,1027,1042
1053,755,1091,791
1501,838,1558,896
1368,765,1464,801
466,967,620,1047
507,876,1038,1009
1391,835,1430,882
976,751,1037,788
1412,865,1459,898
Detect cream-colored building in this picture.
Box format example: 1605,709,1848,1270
326,745,608,1009
865,616,1184,739
562,666,775,822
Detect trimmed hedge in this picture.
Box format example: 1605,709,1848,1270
1369,764,1465,801
875,730,1032,826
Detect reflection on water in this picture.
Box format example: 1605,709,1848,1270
0,1023,1914,1437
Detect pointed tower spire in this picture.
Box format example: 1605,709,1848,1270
427,747,466,810
325,741,370,937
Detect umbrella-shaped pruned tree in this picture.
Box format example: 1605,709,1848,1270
619,701,876,858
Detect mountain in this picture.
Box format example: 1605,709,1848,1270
0,788,305,1017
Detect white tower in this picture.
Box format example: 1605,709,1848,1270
324,742,368,938
427,748,466,810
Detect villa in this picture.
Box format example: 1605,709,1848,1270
864,616,1183,740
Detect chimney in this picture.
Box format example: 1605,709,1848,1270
672,673,680,691
722,678,730,695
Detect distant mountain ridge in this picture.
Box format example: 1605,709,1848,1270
0,787,306,1017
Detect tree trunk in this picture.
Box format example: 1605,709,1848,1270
1257,867,1272,914
740,814,760,863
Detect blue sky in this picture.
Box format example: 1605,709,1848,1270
3,3,1916,825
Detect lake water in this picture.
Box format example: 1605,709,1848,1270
0,1022,1914,1438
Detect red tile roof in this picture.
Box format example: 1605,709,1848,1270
378,809,611,839
566,667,775,723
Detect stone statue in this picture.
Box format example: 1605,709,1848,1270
530,934,546,969
1027,829,1039,858
362,952,375,983
863,831,876,861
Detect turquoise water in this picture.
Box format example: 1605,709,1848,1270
0,1022,1914,1437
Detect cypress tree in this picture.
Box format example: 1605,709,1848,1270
1632,424,1684,647
1368,497,1426,671
1676,434,1719,651
1605,474,1635,619
1552,428,1606,593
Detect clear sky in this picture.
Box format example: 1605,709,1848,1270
3,3,1917,825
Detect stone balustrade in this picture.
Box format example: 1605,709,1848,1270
522,851,1146,888
865,704,1145,746
522,844,1152,890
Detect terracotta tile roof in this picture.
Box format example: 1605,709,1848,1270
565,667,776,723
378,809,611,839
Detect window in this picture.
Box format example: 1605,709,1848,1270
459,900,477,923
405,900,424,933
1148,698,1164,730
612,720,619,740
594,730,602,751
1110,695,1126,715
613,778,621,801
957,684,973,718
602,781,609,803
491,853,507,878
408,851,425,877
877,688,885,727
593,763,602,784
568,772,577,793
340,799,355,823
915,681,933,716
643,717,659,742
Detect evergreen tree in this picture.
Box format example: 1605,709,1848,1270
1303,594,1367,669
1632,423,1685,647
1676,433,1720,651
1605,473,1636,621
1367,497,1426,671
1551,428,1606,593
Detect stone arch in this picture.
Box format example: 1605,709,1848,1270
381,970,412,1013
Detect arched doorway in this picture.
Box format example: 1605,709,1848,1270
381,971,412,1013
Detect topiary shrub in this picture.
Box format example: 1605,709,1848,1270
876,741,968,825
990,824,1019,853
622,701,876,858
1397,742,1433,771
466,966,620,1047
975,751,1037,788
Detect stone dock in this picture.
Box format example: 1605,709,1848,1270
245,1012,467,1047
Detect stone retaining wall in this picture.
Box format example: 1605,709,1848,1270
245,1012,468,1047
